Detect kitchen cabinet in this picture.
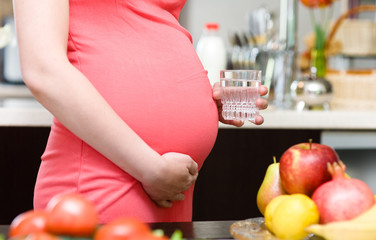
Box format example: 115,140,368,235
192,128,320,221
0,127,50,224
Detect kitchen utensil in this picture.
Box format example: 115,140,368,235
290,68,333,111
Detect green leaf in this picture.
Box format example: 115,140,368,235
314,24,326,50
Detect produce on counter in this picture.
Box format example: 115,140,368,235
94,217,158,240
45,193,98,237
8,193,183,240
9,210,49,238
256,156,287,215
264,195,289,230
253,139,376,240
306,204,376,240
20,232,62,240
312,161,375,224
264,194,319,240
279,139,340,196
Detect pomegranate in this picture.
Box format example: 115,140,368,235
312,161,375,224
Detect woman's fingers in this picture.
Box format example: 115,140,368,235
219,118,244,127
170,193,185,201
154,192,185,208
256,98,268,110
212,82,221,100
259,85,268,96
155,200,173,208
252,115,264,125
187,160,198,176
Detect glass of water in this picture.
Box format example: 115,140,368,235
220,70,262,122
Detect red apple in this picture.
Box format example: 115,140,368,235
279,140,340,196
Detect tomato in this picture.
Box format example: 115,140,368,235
128,232,169,240
22,232,62,240
94,217,151,240
9,210,49,237
300,0,332,8
45,193,98,237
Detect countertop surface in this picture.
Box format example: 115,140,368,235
1,83,376,130
2,104,376,130
220,109,376,130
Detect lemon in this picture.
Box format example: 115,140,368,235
264,194,289,231
264,193,319,240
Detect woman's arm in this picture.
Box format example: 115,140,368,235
13,0,197,207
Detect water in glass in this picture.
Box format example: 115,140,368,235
220,70,261,121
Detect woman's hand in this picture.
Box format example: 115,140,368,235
212,82,269,126
141,152,198,208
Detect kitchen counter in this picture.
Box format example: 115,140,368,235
1,105,376,130
1,83,376,129
0,83,52,127
220,109,376,130
0,107,52,127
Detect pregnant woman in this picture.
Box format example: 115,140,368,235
13,0,268,223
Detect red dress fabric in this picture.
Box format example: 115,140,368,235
33,0,218,223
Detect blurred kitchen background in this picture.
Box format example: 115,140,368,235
180,0,333,52
0,0,376,223
180,0,376,189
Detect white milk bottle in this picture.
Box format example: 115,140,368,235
196,23,227,86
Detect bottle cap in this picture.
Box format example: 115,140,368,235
205,22,220,30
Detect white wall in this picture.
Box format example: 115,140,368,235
180,0,344,52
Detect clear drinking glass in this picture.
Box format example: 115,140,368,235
220,70,262,122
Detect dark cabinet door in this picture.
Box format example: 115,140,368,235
0,127,50,224
193,129,321,221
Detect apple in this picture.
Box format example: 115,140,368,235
279,140,339,196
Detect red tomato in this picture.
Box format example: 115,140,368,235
300,0,332,8
9,210,49,237
128,232,169,240
94,217,151,240
23,232,62,240
45,193,98,237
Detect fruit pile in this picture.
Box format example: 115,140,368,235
256,140,376,240
8,193,183,240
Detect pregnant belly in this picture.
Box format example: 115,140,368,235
139,73,217,168
73,30,219,167
112,70,219,169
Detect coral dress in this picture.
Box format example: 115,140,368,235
34,0,218,223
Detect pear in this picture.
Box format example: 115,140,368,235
256,156,287,216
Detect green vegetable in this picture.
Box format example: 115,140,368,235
170,229,184,240
152,229,165,237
